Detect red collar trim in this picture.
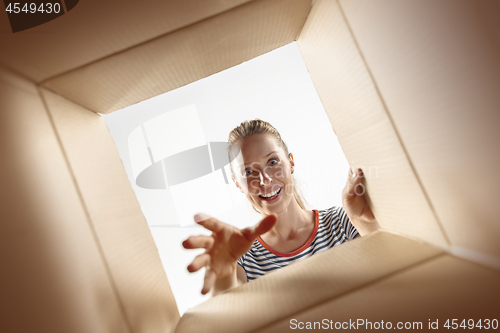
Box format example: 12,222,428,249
257,210,319,257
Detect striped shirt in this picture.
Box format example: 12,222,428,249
237,206,359,281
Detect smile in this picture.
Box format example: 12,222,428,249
259,187,282,201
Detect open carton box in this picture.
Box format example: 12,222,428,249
1,0,500,332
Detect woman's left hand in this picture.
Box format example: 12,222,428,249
342,168,379,236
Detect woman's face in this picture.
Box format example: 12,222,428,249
231,133,295,216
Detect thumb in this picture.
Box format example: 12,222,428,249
243,214,277,241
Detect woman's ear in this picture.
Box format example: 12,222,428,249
289,153,295,173
231,175,244,193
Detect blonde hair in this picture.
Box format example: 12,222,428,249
228,119,308,213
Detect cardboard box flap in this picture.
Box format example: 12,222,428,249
40,88,180,333
0,68,129,333
174,231,443,333
0,0,251,83
41,0,312,114
297,0,449,249
258,255,500,332
339,0,500,262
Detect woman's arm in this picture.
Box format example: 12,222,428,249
342,168,380,236
210,264,247,296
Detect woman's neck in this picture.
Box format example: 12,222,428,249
262,198,313,241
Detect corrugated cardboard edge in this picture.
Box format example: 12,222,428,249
174,231,443,333
256,254,500,332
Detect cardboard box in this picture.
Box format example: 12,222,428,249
1,0,499,332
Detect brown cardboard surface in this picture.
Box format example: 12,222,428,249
296,0,448,249
41,0,312,113
0,0,251,82
40,88,180,333
339,0,500,261
0,68,129,333
257,255,500,332
174,231,443,333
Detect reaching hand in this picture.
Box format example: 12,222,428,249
183,213,277,295
342,168,378,235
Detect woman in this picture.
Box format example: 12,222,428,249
183,119,379,296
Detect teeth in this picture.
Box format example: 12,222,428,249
261,188,280,198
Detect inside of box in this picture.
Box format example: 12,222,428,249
102,41,356,314
1,0,500,332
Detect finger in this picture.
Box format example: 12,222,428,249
353,182,365,196
183,235,214,250
353,169,366,195
242,214,277,241
201,268,217,295
254,214,278,236
188,253,211,273
348,167,354,177
359,168,364,177
345,171,366,200
194,212,212,223
194,213,224,233
346,168,364,193
347,167,364,177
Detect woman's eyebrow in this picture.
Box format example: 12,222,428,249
237,151,279,169
264,151,278,157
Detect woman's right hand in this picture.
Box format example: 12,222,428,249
182,213,277,295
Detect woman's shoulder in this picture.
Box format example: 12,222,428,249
315,205,360,240
317,205,345,216
316,206,351,227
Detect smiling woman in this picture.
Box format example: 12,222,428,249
182,119,380,295
228,119,307,215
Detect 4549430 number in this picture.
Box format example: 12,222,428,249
5,2,61,14
444,319,498,330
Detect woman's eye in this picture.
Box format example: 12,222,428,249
269,158,279,165
243,169,253,176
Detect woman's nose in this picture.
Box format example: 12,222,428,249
259,170,272,186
